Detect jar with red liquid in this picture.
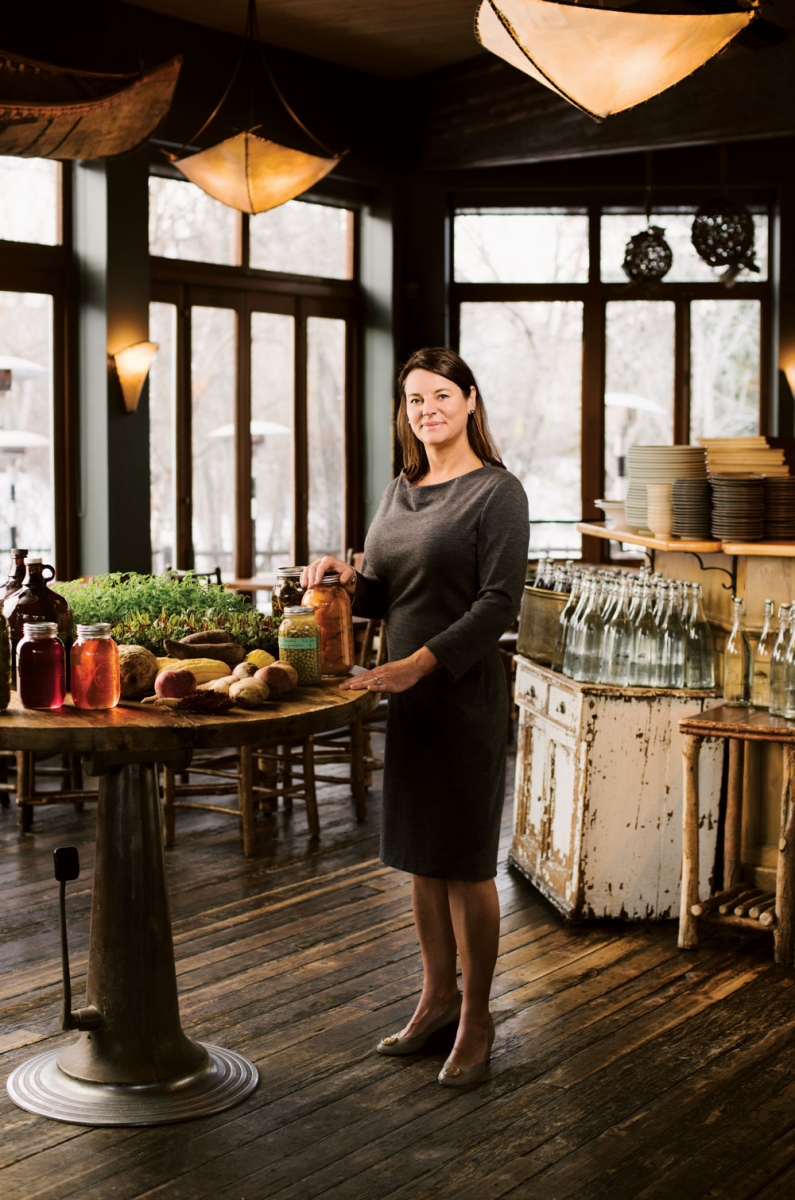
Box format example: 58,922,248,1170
71,623,120,710
17,622,66,710
302,572,354,676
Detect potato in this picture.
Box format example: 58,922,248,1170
197,676,235,694
229,679,270,708
154,668,197,699
232,661,258,681
254,662,298,698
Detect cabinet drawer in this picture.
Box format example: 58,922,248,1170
515,661,547,714
547,683,579,732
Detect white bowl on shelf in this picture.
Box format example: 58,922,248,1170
594,499,628,531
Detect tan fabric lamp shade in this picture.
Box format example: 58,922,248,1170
174,130,341,214
475,0,756,120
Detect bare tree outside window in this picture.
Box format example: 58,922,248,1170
307,316,346,560
0,291,54,559
691,300,760,440
149,176,239,265
252,312,295,573
149,301,177,574
0,158,59,246
191,306,236,576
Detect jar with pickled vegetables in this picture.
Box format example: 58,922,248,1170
71,623,121,710
302,572,354,677
278,606,322,685
272,568,305,619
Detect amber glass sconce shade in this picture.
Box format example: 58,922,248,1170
475,0,756,120
112,341,158,414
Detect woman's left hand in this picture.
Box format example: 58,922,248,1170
340,647,439,695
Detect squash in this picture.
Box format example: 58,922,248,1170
178,658,232,684
246,648,275,669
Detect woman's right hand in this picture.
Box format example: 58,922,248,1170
301,556,357,595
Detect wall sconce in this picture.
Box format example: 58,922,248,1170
112,341,158,414
784,362,795,397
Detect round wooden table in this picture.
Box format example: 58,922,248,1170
3,682,378,1127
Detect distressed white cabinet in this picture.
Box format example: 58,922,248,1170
510,656,724,920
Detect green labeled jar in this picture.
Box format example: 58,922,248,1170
278,606,322,686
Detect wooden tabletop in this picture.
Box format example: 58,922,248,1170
680,704,795,743
0,682,379,756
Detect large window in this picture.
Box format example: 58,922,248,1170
148,174,359,577
0,158,74,576
453,205,770,559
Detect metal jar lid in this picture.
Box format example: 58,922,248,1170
76,622,112,637
320,572,341,584
276,567,304,579
283,606,315,616
22,621,58,636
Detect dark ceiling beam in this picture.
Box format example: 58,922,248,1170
1,0,402,183
414,35,795,171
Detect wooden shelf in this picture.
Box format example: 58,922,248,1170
721,541,795,558
580,523,795,559
577,522,722,554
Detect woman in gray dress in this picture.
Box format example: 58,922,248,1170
302,347,528,1086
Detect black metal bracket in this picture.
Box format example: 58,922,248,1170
644,547,737,594
687,552,738,594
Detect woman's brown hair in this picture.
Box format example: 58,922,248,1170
396,347,505,483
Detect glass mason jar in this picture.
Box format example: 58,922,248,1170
278,606,322,685
71,623,121,710
302,572,354,676
17,621,66,710
271,568,305,619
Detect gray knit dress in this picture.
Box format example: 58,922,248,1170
352,465,529,881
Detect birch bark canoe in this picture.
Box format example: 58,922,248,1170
0,50,181,158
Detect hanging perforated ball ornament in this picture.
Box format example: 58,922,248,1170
691,199,758,285
622,225,673,284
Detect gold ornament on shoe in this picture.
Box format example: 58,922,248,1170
443,1065,461,1077
381,1035,399,1045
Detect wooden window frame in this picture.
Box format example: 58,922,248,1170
0,162,79,579
449,198,772,563
150,202,363,575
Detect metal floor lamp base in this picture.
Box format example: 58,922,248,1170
7,1042,258,1126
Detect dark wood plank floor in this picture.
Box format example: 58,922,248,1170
2,742,795,1200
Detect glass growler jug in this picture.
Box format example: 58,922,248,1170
3,558,72,686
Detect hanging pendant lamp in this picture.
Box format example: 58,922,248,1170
169,0,343,213
475,0,757,121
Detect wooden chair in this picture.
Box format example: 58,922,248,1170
11,751,97,831
160,739,320,855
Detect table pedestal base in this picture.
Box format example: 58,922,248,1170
6,1041,257,1126
6,758,258,1126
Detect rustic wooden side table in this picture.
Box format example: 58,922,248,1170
2,683,378,1126
678,705,795,967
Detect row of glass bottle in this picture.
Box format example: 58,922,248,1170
724,597,795,713
554,567,715,690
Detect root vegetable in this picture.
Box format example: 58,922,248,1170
155,668,197,699
181,630,234,645
254,661,298,698
197,676,235,694
232,662,258,680
118,645,159,699
164,638,245,667
229,679,270,708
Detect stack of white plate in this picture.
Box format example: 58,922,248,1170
626,446,708,532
